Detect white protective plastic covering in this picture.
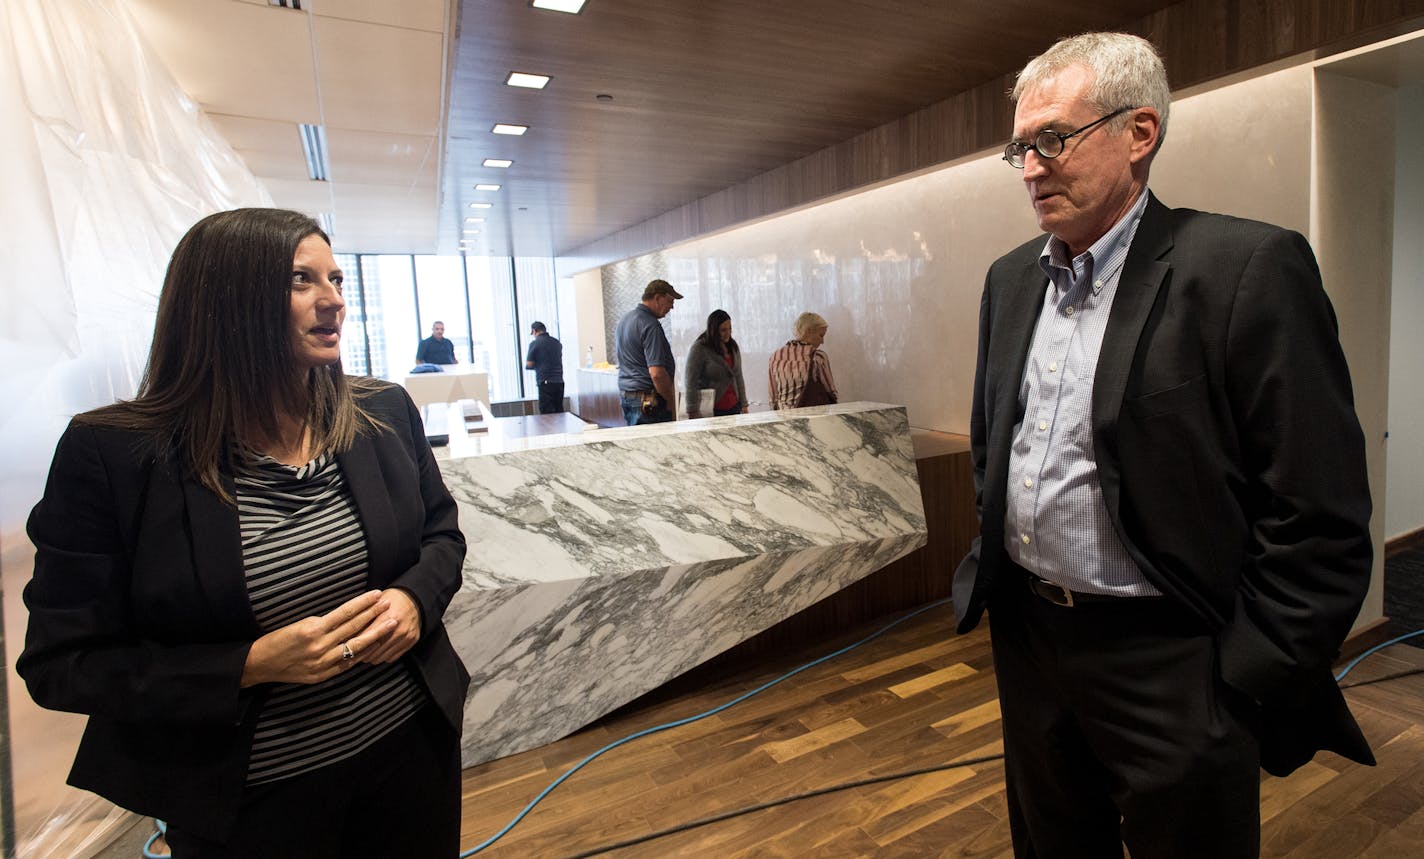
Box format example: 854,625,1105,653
0,0,270,855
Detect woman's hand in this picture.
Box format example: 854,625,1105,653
354,588,423,665
240,590,394,687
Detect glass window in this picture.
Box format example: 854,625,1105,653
467,255,519,400
331,252,532,403
362,255,418,380
334,253,370,376
514,256,560,396
414,255,470,366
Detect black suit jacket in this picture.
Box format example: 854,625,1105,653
952,194,1374,776
18,382,469,839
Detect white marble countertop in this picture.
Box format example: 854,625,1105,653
437,401,929,766
432,400,911,459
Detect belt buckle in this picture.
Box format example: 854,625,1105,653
1033,576,1075,607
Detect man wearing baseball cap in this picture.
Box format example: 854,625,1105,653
614,279,683,425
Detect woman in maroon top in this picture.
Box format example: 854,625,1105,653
683,309,748,418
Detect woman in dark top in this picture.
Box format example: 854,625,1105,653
18,209,469,857
683,309,748,418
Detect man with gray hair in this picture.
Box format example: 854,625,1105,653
953,32,1372,855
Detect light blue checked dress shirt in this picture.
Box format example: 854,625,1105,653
1004,190,1161,597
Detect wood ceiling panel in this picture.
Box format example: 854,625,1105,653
206,114,310,181
328,188,439,254
317,0,447,32
325,129,438,186
124,0,319,123
441,0,1183,257
261,176,334,216
314,17,444,135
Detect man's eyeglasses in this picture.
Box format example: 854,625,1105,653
1002,107,1133,168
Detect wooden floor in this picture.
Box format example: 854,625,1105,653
459,602,1424,857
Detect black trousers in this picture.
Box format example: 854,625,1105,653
988,565,1261,859
165,704,462,858
537,380,565,414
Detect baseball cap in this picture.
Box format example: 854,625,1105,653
642,279,684,300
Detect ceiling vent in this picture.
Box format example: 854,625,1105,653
268,0,303,9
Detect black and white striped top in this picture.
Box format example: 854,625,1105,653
236,452,425,786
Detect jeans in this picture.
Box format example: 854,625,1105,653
621,392,673,426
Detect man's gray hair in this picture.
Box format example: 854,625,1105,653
793,311,828,340
1012,32,1171,150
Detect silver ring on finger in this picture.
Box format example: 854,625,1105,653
341,641,355,661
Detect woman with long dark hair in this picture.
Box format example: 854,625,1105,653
683,308,748,418
18,208,469,856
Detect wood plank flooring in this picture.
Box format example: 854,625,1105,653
460,602,1424,857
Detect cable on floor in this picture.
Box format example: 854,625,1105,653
459,597,955,856
561,751,1006,859
1333,628,1424,681
1339,666,1424,689
142,819,167,859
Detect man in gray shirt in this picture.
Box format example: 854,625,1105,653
614,279,682,425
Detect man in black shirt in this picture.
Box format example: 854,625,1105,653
524,321,564,414
415,321,457,366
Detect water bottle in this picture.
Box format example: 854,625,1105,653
584,346,594,369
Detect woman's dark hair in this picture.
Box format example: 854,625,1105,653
697,308,739,356
79,208,380,501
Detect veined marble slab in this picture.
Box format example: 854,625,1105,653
438,402,928,766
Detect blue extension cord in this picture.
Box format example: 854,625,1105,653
459,596,955,855
136,610,1423,857
142,819,166,859
1334,627,1424,681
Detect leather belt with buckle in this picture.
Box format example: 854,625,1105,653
1026,575,1127,607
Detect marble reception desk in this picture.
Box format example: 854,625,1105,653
436,402,928,767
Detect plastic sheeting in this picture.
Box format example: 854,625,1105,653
0,0,270,855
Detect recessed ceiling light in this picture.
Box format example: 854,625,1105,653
464,217,485,223
469,202,493,209
506,72,550,89
531,0,586,12
483,159,513,168
475,183,501,191
463,229,481,235
492,123,528,136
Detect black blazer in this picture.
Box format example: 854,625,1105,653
952,194,1374,776
18,382,469,839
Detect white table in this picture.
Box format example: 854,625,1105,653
400,368,489,409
